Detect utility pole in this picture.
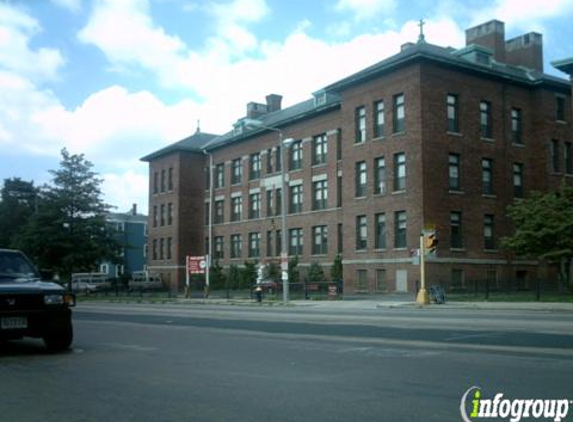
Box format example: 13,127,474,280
416,232,430,305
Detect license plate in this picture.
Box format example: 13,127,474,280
1,316,28,330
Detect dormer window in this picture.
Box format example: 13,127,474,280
233,119,247,136
314,92,327,107
476,52,491,65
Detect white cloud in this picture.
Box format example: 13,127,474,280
31,85,200,162
78,0,271,87
0,69,201,210
209,0,270,24
78,0,187,88
326,21,352,38
0,3,64,81
335,0,397,22
76,0,466,137
1,1,469,212
0,71,62,152
471,0,573,31
0,3,205,211
77,0,466,128
420,17,465,48
208,0,270,52
101,170,149,213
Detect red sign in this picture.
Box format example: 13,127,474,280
187,256,206,274
280,252,288,271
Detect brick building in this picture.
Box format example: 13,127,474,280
142,20,572,294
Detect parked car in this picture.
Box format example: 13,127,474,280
128,271,163,291
0,249,75,351
70,272,112,293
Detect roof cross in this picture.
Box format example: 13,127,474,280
418,19,426,43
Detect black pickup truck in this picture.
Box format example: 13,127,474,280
0,249,75,352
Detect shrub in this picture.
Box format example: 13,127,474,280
242,260,258,288
331,254,343,282
288,256,300,284
209,260,226,290
228,265,240,290
307,261,325,283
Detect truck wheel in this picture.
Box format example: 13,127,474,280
43,323,73,352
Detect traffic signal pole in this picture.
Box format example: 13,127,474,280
416,233,430,305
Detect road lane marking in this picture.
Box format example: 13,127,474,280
75,319,573,360
104,343,158,352
445,332,503,341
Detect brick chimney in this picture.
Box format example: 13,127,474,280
505,33,543,72
466,20,506,63
266,94,282,113
132,203,137,215
246,102,268,119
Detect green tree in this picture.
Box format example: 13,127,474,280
288,256,300,284
15,149,120,279
0,178,38,248
242,260,258,288
228,264,240,289
267,261,280,283
307,261,325,283
330,254,343,282
503,185,573,288
209,260,226,290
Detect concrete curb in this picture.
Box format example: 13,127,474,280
376,301,573,312
78,297,573,312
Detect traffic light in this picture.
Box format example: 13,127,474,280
424,231,438,255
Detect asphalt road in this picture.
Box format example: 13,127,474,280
1,303,572,422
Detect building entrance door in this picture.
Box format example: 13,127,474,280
396,269,408,292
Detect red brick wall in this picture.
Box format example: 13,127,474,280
144,59,571,295
147,151,207,290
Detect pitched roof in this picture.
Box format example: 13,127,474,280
552,57,573,76
143,39,570,159
203,95,340,151
324,41,569,93
140,130,218,162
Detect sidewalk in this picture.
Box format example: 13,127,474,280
172,295,573,312
81,290,573,312
418,301,573,312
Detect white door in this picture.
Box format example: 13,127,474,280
396,269,408,292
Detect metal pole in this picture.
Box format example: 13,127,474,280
420,234,425,290
242,119,290,303
206,152,213,298
185,256,190,289
416,232,430,305
280,132,289,303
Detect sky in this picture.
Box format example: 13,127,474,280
1,0,572,214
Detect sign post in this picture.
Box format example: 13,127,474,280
280,252,288,297
204,254,210,299
416,234,430,305
187,255,206,275
186,255,207,298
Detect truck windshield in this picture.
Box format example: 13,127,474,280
0,251,38,281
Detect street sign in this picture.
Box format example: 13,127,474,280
280,252,288,271
328,285,338,300
423,230,438,257
187,255,206,274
